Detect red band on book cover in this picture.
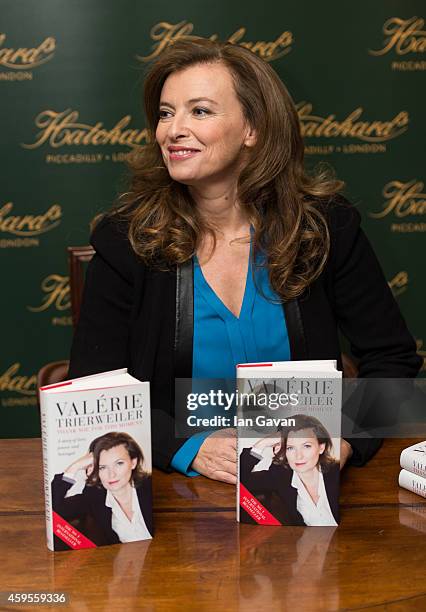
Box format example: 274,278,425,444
40,381,72,391
239,483,282,525
52,511,97,549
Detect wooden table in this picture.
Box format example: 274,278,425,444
1,438,425,611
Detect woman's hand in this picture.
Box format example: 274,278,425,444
253,432,282,452
64,452,94,478
191,428,237,484
340,439,353,469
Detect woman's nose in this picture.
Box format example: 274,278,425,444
168,112,190,140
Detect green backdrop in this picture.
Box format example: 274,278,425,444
1,0,425,436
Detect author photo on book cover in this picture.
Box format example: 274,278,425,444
240,415,339,526
51,432,153,548
68,38,422,483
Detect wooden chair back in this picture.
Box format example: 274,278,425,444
37,246,95,394
67,245,95,328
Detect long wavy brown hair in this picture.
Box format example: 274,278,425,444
111,38,344,299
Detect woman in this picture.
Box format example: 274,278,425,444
68,39,421,483
240,415,339,526
51,432,153,546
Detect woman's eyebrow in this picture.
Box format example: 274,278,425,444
188,97,219,105
98,459,122,467
159,97,219,108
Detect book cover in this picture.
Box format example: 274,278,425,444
40,369,153,551
400,441,426,478
236,360,341,526
399,469,426,499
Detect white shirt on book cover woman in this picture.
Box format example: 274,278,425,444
292,469,337,526
106,485,151,542
62,472,152,543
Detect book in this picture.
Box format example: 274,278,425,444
400,441,426,478
399,469,426,499
40,368,153,551
236,360,342,526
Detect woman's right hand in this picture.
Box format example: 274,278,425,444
64,452,94,478
253,432,282,451
192,429,237,484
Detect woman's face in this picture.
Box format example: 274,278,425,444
97,444,137,493
155,62,256,191
285,428,325,474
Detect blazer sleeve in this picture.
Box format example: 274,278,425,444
327,202,422,465
51,474,90,520
328,202,421,378
239,447,279,494
68,216,139,377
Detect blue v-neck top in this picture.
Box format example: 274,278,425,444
171,253,291,475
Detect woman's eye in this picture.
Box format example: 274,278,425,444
193,107,210,117
99,466,105,471
159,109,172,119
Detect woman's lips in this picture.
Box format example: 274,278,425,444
108,480,119,485
167,147,200,161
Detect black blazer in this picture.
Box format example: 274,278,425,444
68,201,422,471
239,447,339,526
51,474,153,546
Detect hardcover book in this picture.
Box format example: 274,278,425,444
399,469,426,499
400,441,426,478
40,369,153,551
236,360,341,526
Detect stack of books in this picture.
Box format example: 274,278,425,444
398,441,426,498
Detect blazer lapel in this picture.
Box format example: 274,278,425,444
137,477,154,536
324,466,340,523
283,299,308,361
91,489,119,544
174,260,194,377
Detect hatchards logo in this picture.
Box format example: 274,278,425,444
0,363,37,407
388,271,408,297
0,33,56,81
137,21,293,63
370,180,426,232
28,273,72,326
0,202,62,248
22,109,150,164
369,17,426,71
298,102,409,156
